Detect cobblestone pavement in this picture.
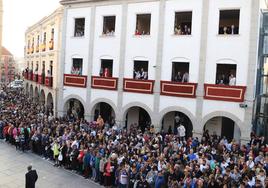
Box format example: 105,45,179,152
0,140,102,188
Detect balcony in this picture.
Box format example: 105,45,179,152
23,72,28,79
63,74,87,88
204,84,247,102
33,74,38,82
27,72,33,81
123,78,154,94
38,74,45,85
160,81,198,98
49,40,54,50
30,47,34,54
36,45,39,53
91,76,118,90
41,43,46,52
45,77,53,87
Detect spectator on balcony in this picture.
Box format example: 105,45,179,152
229,74,236,86
140,68,146,80
34,68,38,75
47,70,52,77
71,67,82,75
174,71,182,82
182,72,189,83
134,70,141,80
174,26,182,35
217,74,229,85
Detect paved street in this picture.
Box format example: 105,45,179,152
0,141,101,188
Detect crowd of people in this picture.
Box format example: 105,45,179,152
0,87,267,188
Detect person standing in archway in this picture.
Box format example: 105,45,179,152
25,165,38,188
177,124,186,143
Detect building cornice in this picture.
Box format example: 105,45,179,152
60,0,159,5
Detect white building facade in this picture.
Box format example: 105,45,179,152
58,0,268,142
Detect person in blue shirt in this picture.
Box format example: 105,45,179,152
155,171,165,188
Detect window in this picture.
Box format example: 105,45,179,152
215,64,237,86
43,32,46,44
219,10,240,35
174,11,192,35
34,62,38,74
100,59,113,77
51,28,54,40
133,60,148,80
103,16,116,36
74,18,85,37
47,61,53,77
135,14,151,35
171,62,189,82
71,58,83,75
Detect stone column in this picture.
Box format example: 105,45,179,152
194,0,210,138
116,3,128,126
84,5,96,121
242,0,260,142
152,0,166,132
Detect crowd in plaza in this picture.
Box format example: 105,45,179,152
0,87,267,188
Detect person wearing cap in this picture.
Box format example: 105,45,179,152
25,165,38,188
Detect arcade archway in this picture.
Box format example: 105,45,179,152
92,102,116,125
124,106,151,132
204,116,241,142
47,92,53,114
64,98,85,120
161,111,193,138
40,90,45,105
34,87,39,102
29,85,33,99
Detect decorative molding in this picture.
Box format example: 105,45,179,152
160,81,197,98
123,78,154,94
63,74,87,88
91,76,118,90
204,84,247,102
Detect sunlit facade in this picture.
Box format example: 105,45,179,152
23,7,63,115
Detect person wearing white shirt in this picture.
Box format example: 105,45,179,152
177,124,186,143
229,74,236,86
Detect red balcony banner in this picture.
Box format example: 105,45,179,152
91,76,118,90
63,74,87,88
45,77,53,87
204,84,246,102
160,81,197,98
123,78,154,94
38,75,43,84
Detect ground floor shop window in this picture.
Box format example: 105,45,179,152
100,59,113,77
171,62,189,82
216,64,237,86
133,60,148,80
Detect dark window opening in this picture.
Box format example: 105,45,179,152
74,18,85,37
100,59,113,77
103,16,116,36
71,58,83,75
51,28,54,40
174,11,192,35
43,32,46,44
37,35,40,45
216,64,237,85
133,60,148,80
171,62,189,82
135,14,151,35
219,10,240,35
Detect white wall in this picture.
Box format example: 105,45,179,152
92,5,122,77
124,2,160,79
90,89,118,107
161,0,202,82
122,92,154,112
204,0,251,85
65,7,91,75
